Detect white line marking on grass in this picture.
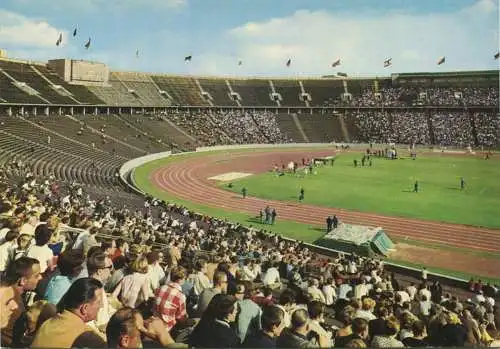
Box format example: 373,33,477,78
208,172,253,182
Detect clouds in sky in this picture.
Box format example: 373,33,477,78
0,0,497,76
0,9,65,48
222,0,499,76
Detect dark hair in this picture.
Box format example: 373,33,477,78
58,250,84,277
87,249,106,276
412,320,426,336
262,286,273,298
4,230,19,243
58,277,103,312
106,307,140,348
376,306,389,318
87,245,103,260
203,294,237,321
116,238,125,249
261,305,284,332
39,212,50,222
112,255,127,270
308,300,325,320
100,239,114,251
279,288,296,306
194,259,206,271
4,257,40,286
34,225,52,246
0,202,12,214
213,271,227,286
351,317,369,335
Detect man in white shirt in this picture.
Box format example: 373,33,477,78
0,231,19,272
421,267,428,281
354,279,369,299
146,251,166,295
191,260,211,296
322,278,336,306
73,229,90,250
471,290,486,305
418,285,431,302
406,282,417,300
262,263,281,290
396,289,411,304
307,279,326,304
241,260,258,281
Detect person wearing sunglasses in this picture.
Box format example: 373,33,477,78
87,248,117,338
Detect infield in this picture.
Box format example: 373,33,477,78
133,147,500,282
220,153,500,229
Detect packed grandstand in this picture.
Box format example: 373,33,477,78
0,55,499,349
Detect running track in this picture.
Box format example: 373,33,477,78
150,150,500,253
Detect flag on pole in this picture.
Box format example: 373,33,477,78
56,33,62,46
437,56,445,65
184,55,192,62
84,37,91,49
73,28,77,37
384,58,392,67
286,58,291,67
331,58,341,67
494,52,500,60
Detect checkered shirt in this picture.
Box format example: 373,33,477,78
154,282,187,331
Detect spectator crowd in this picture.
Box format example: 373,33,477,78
349,86,498,108
346,110,496,148
159,110,290,147
0,163,499,349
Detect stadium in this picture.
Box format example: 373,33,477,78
0,1,499,346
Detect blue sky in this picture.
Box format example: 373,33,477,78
0,0,498,76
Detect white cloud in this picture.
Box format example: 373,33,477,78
0,10,66,48
218,0,499,76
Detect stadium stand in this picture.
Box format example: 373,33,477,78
297,113,345,143
110,72,171,107
273,80,306,107
116,113,196,151
230,79,273,106
275,113,309,142
160,109,232,146
302,79,344,107
34,65,105,105
71,114,166,154
151,75,209,106
36,115,139,159
198,78,238,107
0,115,123,189
0,54,500,349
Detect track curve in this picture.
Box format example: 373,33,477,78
150,150,500,253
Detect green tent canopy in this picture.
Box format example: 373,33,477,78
315,223,394,257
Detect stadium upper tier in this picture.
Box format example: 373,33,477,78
0,58,498,107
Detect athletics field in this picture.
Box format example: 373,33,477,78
133,147,500,283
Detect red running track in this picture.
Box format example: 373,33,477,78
150,150,500,253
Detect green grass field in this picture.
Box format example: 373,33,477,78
134,150,500,284
221,154,500,228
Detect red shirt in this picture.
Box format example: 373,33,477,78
154,282,187,331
